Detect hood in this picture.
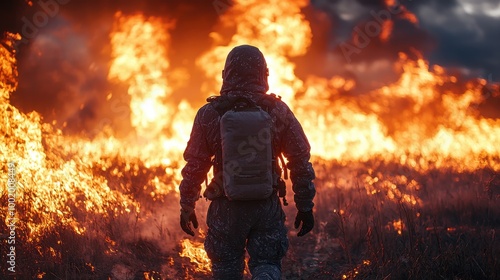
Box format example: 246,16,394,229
220,45,269,95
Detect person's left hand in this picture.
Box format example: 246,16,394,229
294,210,314,237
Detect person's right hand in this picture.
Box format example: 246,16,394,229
294,210,314,237
180,207,198,236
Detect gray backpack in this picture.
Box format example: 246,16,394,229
220,97,274,200
205,94,290,201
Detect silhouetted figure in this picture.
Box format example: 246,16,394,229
179,45,316,280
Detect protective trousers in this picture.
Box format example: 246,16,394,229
204,195,289,280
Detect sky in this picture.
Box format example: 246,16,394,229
312,0,500,81
0,0,499,130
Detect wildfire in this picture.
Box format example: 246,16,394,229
99,12,196,168
179,238,211,274
0,33,19,101
1,39,140,242
197,0,312,104
57,12,195,197
362,172,420,206
197,0,500,171
108,12,173,141
0,0,499,278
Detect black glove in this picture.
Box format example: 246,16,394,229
180,207,198,236
294,210,314,237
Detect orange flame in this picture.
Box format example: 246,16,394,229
108,12,173,140
392,219,404,235
179,238,211,273
197,1,499,172
0,33,19,101
197,0,311,104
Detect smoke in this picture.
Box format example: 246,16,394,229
3,0,219,136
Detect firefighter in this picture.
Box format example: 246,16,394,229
179,45,316,279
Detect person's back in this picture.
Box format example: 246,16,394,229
179,45,316,279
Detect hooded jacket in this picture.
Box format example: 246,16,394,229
179,45,316,212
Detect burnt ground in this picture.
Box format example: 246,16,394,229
1,158,499,279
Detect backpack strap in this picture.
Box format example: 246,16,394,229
207,95,232,116
255,93,280,112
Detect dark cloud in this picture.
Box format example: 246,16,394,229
410,0,500,79
306,0,436,92
309,0,500,81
